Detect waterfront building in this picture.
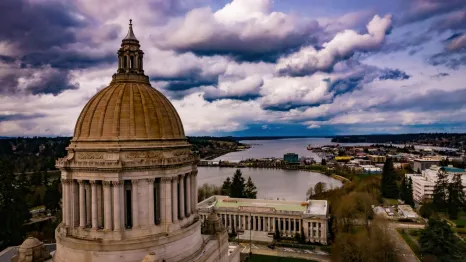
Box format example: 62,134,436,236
284,153,299,164
198,195,330,245
412,158,441,172
407,165,466,203
27,21,239,262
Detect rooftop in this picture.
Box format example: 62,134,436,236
201,195,328,215
441,166,466,173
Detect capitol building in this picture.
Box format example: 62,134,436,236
35,21,239,262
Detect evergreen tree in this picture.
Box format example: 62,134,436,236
221,177,232,196
321,158,327,166
0,160,31,249
230,169,245,198
447,174,465,219
381,158,399,199
399,175,407,201
244,176,257,199
432,169,449,211
419,218,465,262
44,179,61,215
405,177,415,207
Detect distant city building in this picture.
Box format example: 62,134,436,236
284,153,299,164
198,196,330,245
407,165,466,203
368,155,386,164
360,165,382,174
412,158,441,172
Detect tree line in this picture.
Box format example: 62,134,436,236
198,169,258,202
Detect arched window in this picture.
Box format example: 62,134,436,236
123,56,127,69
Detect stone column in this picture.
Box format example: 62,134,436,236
67,179,73,227
185,173,191,217
85,183,91,226
233,215,236,231
91,181,98,229
62,179,67,226
103,181,112,231
148,179,155,225
72,181,79,227
113,181,122,231
172,177,178,223
97,183,103,228
163,177,172,230
258,216,262,231
192,171,198,213
132,180,139,228
179,175,185,219
78,180,85,228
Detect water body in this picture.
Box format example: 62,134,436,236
212,137,456,162
197,167,342,201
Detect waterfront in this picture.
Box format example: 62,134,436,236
213,137,360,162
213,137,457,162
197,166,342,201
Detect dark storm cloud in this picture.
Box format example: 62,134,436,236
430,9,466,31
431,72,450,78
0,0,118,96
428,52,466,69
0,0,84,50
0,113,46,122
374,88,466,112
400,0,466,25
378,69,411,80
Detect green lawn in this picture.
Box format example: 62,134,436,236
452,211,466,227
397,229,422,259
245,254,316,262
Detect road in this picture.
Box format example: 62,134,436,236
237,242,331,261
387,222,425,262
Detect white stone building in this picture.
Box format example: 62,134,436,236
407,165,466,203
50,21,239,262
198,195,330,244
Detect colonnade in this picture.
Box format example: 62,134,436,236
61,172,198,232
200,213,326,241
202,214,303,235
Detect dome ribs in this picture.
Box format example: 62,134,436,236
129,83,135,137
112,83,126,137
85,86,113,138
145,86,163,138
98,83,119,138
74,88,103,138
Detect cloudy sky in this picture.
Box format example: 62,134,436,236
1,0,466,137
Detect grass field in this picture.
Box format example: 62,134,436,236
245,254,317,262
451,211,466,227
383,198,398,205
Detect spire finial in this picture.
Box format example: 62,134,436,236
123,19,138,41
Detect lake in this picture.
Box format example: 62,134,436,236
212,137,457,162
197,166,342,201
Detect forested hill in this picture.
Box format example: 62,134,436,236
0,136,245,173
331,133,466,149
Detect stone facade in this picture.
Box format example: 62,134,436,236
198,196,330,245
53,20,239,262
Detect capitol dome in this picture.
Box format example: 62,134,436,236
73,82,185,141
54,20,236,262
